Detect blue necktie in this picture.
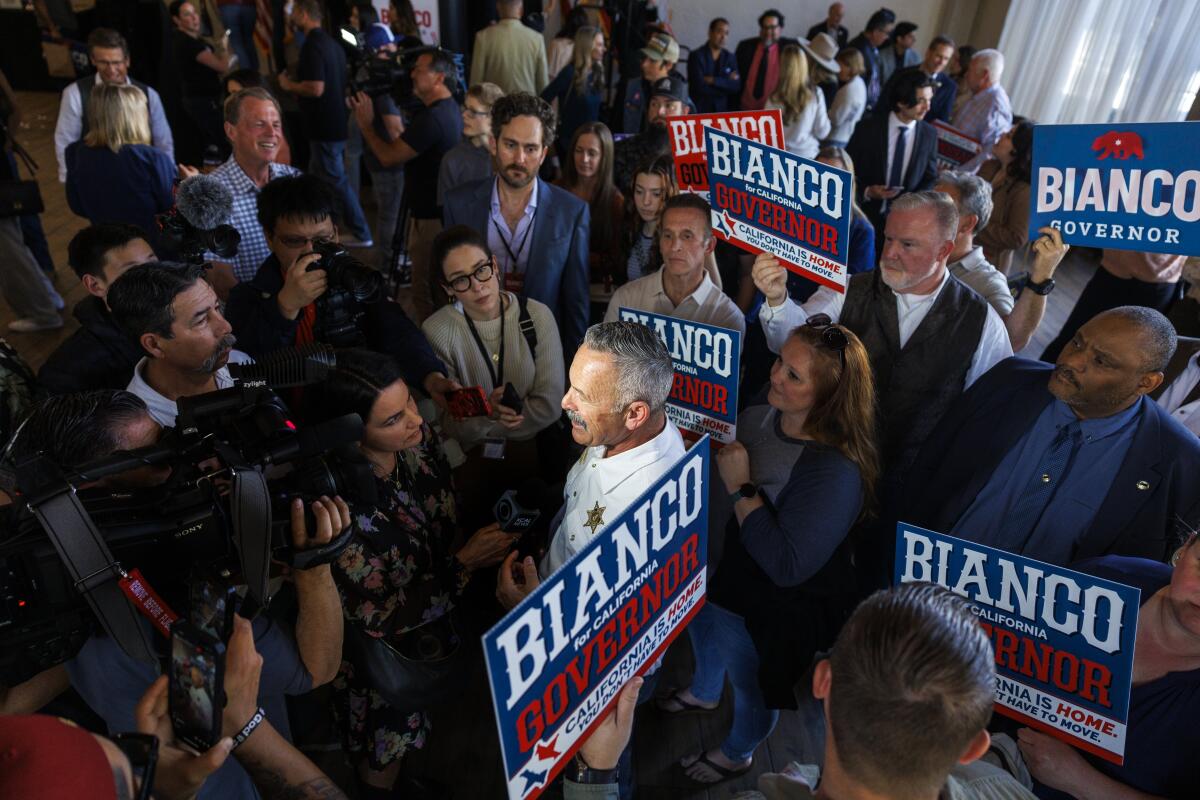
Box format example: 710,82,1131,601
889,126,907,189
995,422,1081,553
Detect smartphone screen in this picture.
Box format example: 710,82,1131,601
190,576,234,641
169,625,224,752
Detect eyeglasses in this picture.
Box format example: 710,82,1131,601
111,733,159,800
93,59,128,68
445,260,495,292
278,234,335,249
463,106,491,118
805,313,848,365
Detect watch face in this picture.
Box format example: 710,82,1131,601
739,483,757,498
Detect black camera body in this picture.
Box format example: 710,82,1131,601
157,205,240,265
305,242,384,347
0,347,373,683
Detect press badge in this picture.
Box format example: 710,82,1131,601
483,437,507,460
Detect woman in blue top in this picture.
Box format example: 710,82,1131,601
663,317,881,784
541,26,606,159
1018,539,1200,800
65,83,175,252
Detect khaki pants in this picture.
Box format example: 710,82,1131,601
404,216,443,323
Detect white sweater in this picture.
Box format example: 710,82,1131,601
766,90,831,160
421,292,565,450
827,75,867,144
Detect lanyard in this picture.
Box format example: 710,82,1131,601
490,213,534,274
463,302,506,389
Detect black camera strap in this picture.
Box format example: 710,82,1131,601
29,489,157,664
231,468,273,607
463,301,506,390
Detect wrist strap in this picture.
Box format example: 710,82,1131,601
232,707,266,749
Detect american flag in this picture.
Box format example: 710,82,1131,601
253,0,273,69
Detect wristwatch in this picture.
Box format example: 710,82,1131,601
1027,276,1056,295
729,482,759,503
569,753,619,785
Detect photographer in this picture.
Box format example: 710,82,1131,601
1,616,352,800
223,174,457,406
5,390,351,800
107,262,253,428
39,224,157,395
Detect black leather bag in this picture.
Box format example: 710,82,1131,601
0,179,43,218
342,610,470,712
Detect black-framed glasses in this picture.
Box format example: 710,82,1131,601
445,260,495,292
278,234,335,249
111,733,159,800
805,313,848,365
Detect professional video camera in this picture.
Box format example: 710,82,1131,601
157,175,241,264
306,241,385,347
0,346,374,683
337,25,464,104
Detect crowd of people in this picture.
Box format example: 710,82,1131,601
1,2,1199,800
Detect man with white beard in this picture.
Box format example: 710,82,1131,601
751,190,1011,495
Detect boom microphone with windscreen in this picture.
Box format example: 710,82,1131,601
157,174,242,262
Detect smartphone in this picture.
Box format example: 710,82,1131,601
447,386,492,419
500,382,524,414
189,572,236,641
169,623,226,753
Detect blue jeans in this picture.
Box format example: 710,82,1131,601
687,603,779,762
309,140,372,241
219,4,259,71
345,124,363,200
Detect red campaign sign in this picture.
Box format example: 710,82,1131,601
931,120,982,170
668,110,785,194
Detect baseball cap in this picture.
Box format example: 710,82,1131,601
641,31,680,64
650,74,688,104
365,22,395,52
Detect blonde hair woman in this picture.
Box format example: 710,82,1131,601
66,83,175,249
540,25,606,155
766,44,830,159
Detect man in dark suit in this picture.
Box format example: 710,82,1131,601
877,35,957,123
904,307,1200,565
443,93,590,358
735,9,799,110
848,7,896,111
1150,335,1200,437
806,3,849,48
846,69,938,242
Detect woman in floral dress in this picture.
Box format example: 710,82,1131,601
310,348,517,798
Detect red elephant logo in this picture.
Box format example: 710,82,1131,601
1092,131,1145,160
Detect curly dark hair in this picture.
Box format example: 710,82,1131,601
1006,119,1036,184
490,92,557,149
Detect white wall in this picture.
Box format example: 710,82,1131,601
655,0,950,59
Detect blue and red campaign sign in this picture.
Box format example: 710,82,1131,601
704,127,853,292
668,109,785,196
618,308,740,446
895,524,1140,764
483,438,711,799
1031,121,1200,256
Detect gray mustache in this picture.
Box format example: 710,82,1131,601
566,409,588,430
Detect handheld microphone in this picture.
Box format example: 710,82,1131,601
493,478,549,534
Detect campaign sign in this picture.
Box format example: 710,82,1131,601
895,524,1139,764
669,109,785,195
1031,121,1200,256
705,127,852,292
617,308,740,445
484,439,711,800
931,120,982,170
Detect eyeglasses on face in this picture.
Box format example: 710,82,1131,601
463,106,491,118
445,260,495,292
278,234,335,249
804,313,848,364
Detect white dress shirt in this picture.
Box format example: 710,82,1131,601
127,351,253,427
54,75,174,183
603,267,747,335
541,420,686,575
1156,352,1200,436
886,111,917,187
757,269,1013,388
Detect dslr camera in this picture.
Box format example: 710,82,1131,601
306,241,385,347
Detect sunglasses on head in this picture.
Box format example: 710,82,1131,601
804,313,848,365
